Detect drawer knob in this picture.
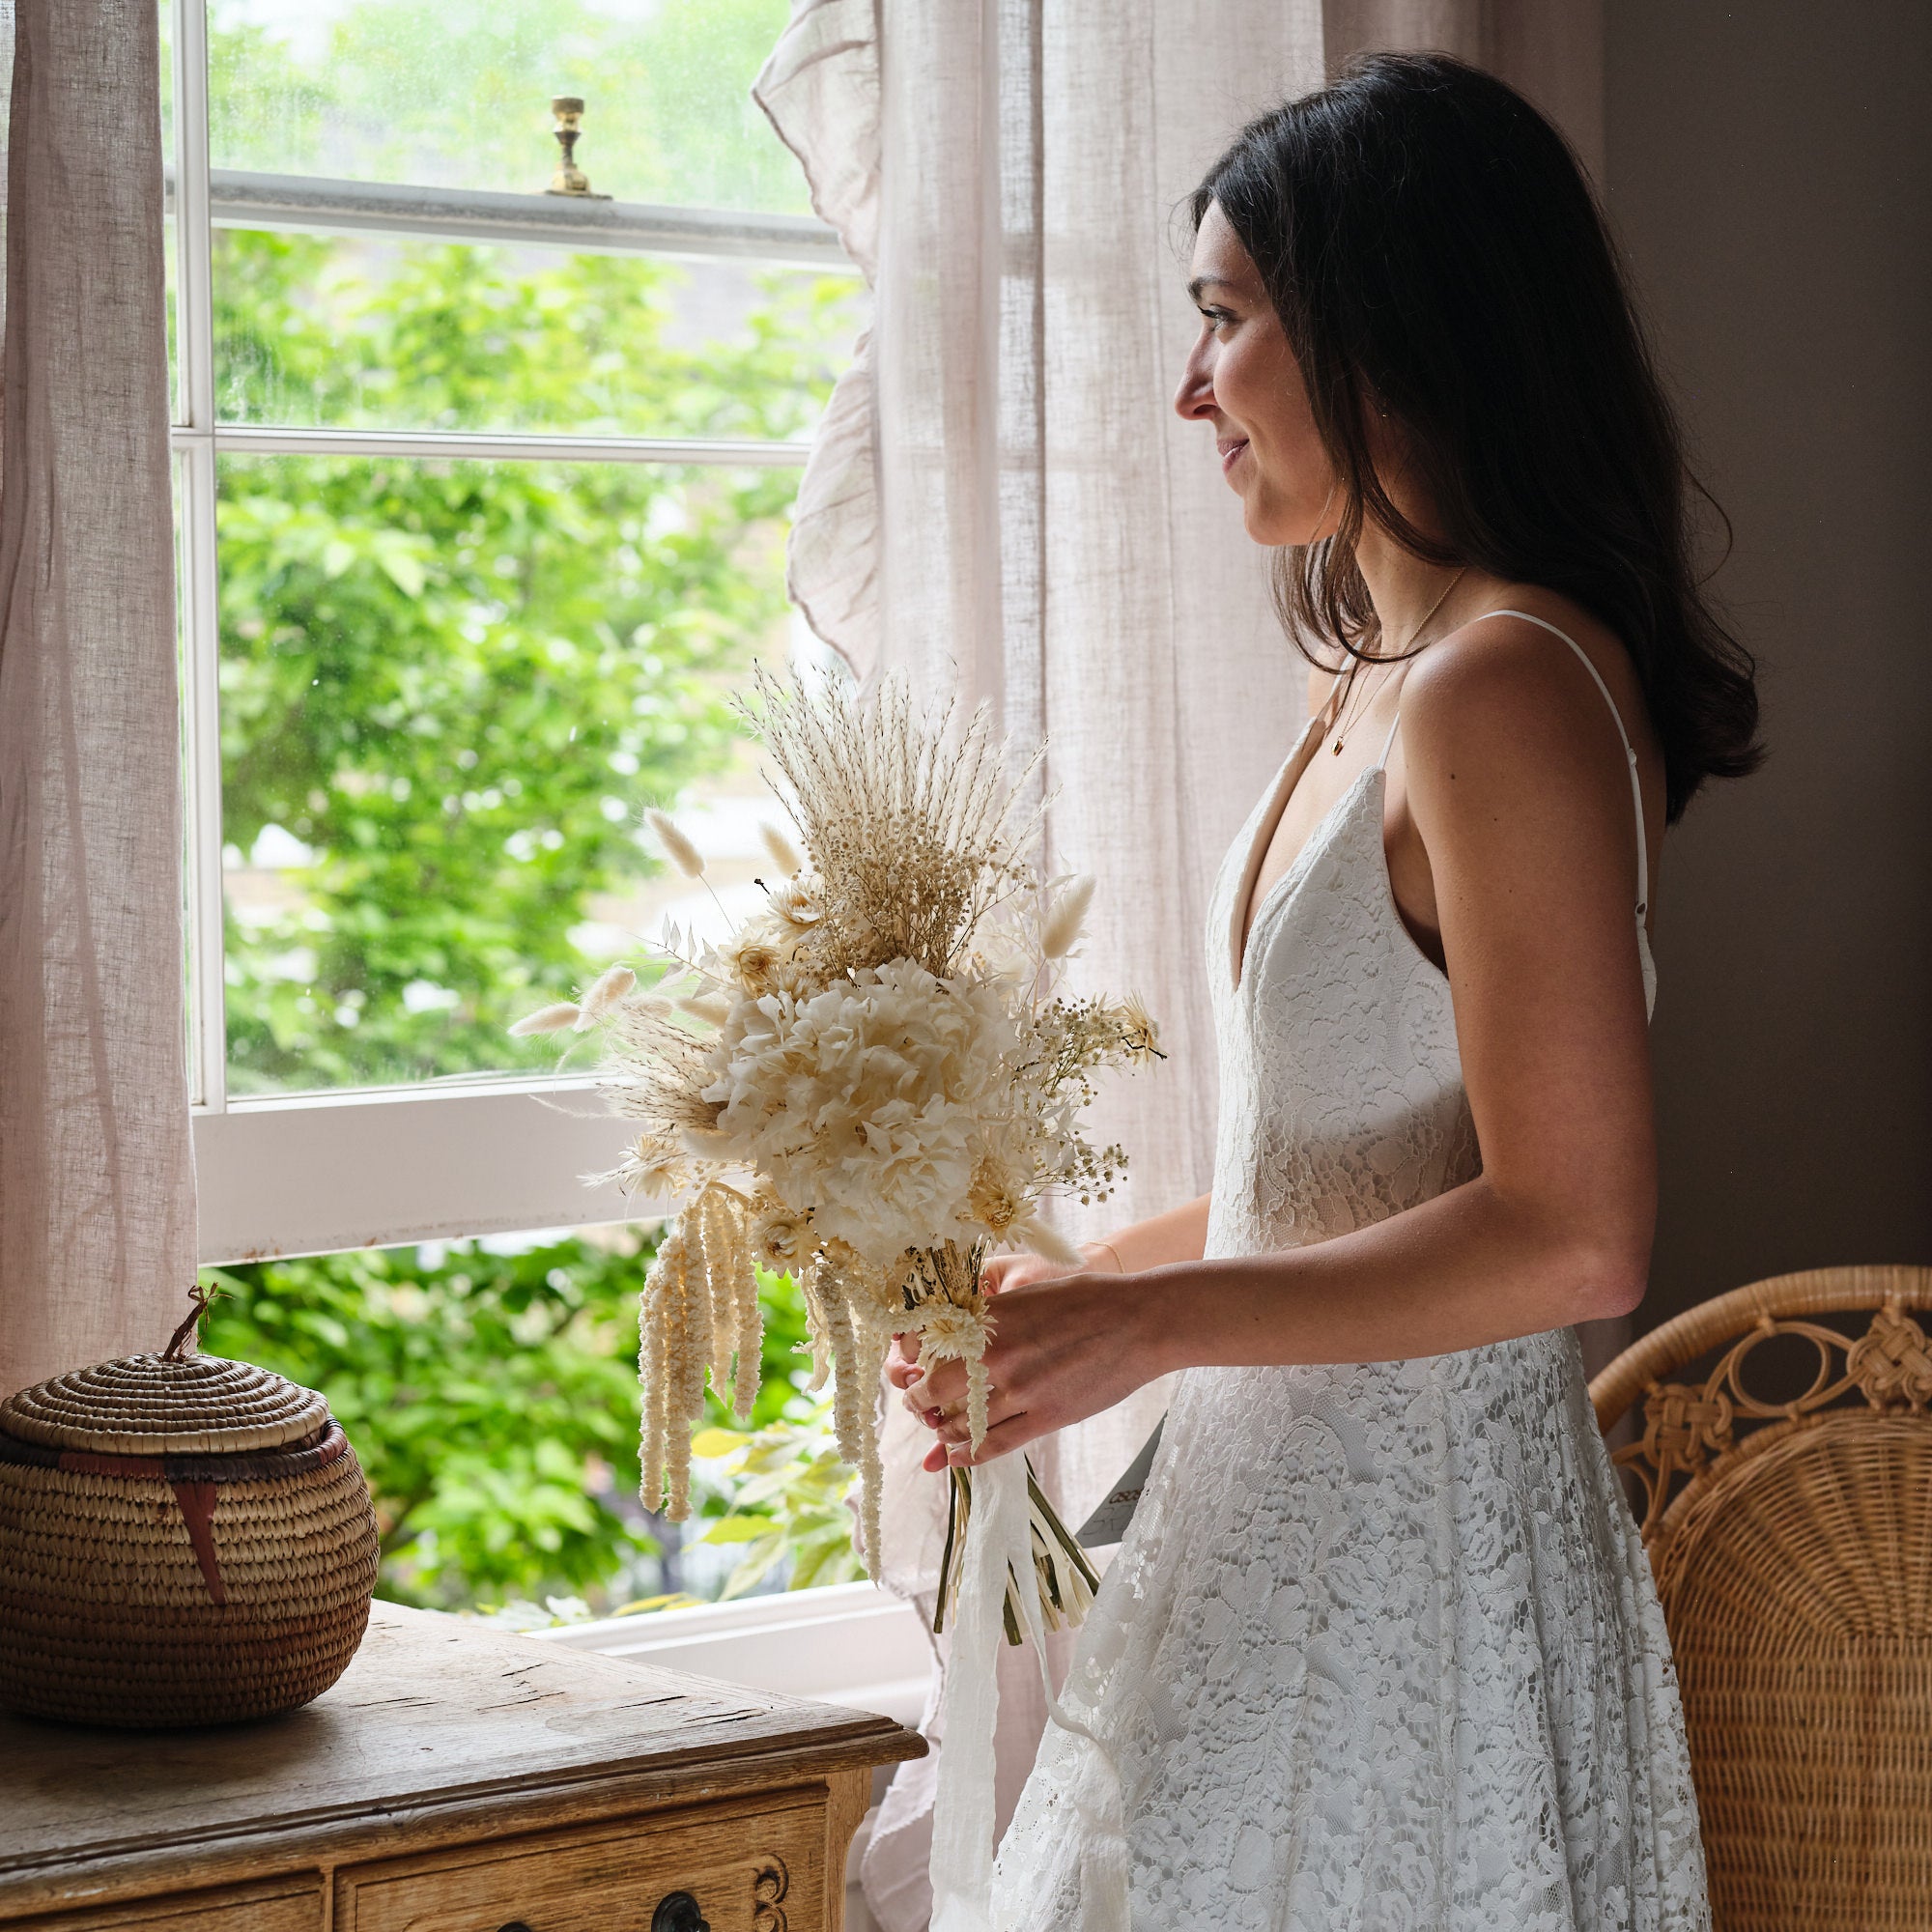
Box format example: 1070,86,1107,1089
652,1891,711,1932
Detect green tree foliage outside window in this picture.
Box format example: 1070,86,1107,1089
214,231,855,1092
201,1235,865,1611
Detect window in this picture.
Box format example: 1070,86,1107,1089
164,0,861,1263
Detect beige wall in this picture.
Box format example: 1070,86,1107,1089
1604,3,1932,1329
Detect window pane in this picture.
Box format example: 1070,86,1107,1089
213,227,859,440
208,0,807,215
217,453,799,1095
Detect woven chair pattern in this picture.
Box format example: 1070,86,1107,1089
1591,1264,1932,1931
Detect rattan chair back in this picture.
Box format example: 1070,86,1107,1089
1591,1264,1932,1931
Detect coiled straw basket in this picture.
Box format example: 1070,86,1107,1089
0,1304,379,1728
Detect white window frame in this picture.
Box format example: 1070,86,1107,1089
167,0,846,1264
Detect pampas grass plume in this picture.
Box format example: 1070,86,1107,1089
646,808,706,879
758,820,804,877
1041,875,1095,960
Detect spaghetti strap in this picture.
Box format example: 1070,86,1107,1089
1376,608,1649,922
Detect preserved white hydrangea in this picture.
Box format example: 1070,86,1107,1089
700,960,1018,1269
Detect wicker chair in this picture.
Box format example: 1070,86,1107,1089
1590,1264,1932,1930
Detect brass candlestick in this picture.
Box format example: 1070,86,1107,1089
546,97,611,199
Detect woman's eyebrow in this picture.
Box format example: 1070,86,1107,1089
1186,275,1239,302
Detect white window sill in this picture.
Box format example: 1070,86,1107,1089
526,1578,935,1728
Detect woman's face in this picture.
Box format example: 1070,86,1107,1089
1175,200,1339,547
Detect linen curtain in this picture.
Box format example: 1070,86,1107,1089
758,4,1608,1929
0,0,192,1398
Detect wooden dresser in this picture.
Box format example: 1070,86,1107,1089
0,1601,925,1932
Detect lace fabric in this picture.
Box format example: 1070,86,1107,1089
989,724,1705,1929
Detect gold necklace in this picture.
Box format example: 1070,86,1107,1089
1328,566,1467,755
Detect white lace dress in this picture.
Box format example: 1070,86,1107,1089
989,615,1709,1930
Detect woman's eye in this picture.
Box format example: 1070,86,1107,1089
1200,307,1237,335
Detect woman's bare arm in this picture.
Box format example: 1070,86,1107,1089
906,618,1658,1468
1086,1193,1212,1273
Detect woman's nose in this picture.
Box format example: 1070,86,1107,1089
1174,340,1215,422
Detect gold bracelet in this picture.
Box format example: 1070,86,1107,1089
1083,1238,1126,1274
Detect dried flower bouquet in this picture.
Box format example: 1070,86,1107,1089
513,667,1158,1641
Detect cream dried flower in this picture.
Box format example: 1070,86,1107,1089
700,960,1017,1267
771,874,825,928
703,913,800,1001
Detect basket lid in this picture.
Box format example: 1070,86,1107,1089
0,1352,330,1455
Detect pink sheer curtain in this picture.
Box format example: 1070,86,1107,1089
0,0,193,1397
757,6,1607,1926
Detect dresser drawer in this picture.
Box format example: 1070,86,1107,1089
332,1791,827,1932
12,1878,322,1931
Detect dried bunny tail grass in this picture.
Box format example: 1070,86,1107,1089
1040,874,1095,960
673,990,732,1027
509,1000,581,1037
758,820,804,876
574,965,636,1028
645,808,707,879
1009,1211,1085,1269
744,665,1048,977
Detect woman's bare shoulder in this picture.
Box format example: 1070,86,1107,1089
1401,595,1656,770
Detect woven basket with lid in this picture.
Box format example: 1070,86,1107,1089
0,1327,379,1728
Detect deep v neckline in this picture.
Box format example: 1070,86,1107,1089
1230,712,1354,993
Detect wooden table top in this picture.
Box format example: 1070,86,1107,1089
0,1600,924,1913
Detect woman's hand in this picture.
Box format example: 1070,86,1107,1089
884,1248,1082,1399
893,1258,1169,1473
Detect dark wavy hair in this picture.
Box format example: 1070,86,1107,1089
1189,51,1760,820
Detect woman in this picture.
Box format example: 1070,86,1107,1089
889,51,1756,1930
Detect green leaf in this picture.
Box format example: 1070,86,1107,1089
698,1512,780,1546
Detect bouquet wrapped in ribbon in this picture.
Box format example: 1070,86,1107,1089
513,668,1158,1645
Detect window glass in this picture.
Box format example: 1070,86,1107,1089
207,0,807,214
212,228,859,440
218,454,796,1094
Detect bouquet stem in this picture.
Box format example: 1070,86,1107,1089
932,1455,1102,1646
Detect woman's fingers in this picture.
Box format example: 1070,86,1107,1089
921,1410,1039,1471
885,1334,923,1389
